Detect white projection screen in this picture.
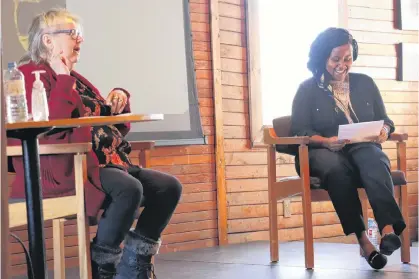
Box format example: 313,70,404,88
2,0,204,146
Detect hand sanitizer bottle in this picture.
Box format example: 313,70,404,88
31,70,49,121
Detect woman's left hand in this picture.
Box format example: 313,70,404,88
376,125,390,144
106,90,128,114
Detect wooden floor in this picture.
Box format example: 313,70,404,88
13,241,418,279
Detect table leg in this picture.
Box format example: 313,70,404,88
21,137,47,279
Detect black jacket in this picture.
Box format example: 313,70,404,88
290,73,394,139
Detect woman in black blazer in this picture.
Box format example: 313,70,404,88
291,28,406,270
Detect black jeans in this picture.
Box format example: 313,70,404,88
94,166,182,248
305,143,406,237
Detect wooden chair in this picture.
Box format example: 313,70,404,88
7,141,155,278
264,116,411,269
8,143,93,279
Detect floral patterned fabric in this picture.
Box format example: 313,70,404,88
75,78,132,169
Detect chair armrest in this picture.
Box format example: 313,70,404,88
130,141,155,151
7,143,92,157
263,128,309,145
389,133,408,142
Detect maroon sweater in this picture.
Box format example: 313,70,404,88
8,61,131,220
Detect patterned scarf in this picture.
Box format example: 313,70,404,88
317,72,358,124
329,76,355,124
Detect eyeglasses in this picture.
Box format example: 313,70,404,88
47,29,83,40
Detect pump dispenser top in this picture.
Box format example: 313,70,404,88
31,70,49,121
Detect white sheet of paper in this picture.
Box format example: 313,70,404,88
338,120,384,143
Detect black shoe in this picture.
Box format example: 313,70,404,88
364,250,387,270
380,233,402,256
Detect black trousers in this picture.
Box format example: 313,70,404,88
94,166,182,248
305,143,406,237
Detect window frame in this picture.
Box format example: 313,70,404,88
245,0,349,147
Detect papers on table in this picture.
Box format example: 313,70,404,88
338,120,384,143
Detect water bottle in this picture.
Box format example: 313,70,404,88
367,218,380,250
3,62,28,123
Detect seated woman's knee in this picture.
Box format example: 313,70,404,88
355,147,391,174
120,178,144,205
323,163,353,182
164,175,183,202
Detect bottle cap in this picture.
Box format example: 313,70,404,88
7,62,17,69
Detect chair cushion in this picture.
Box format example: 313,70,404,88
280,171,406,192
309,177,322,189
275,144,298,156
278,176,322,189
391,170,407,186
273,116,298,156
272,116,292,137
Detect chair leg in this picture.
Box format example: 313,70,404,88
299,145,314,269
360,195,369,257
267,146,279,262
399,185,410,263
77,218,92,279
269,196,279,262
75,154,92,279
302,195,314,269
53,218,66,279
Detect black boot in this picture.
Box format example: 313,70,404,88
91,240,122,279
115,230,161,279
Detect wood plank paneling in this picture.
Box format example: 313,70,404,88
8,1,220,275
348,6,393,20
221,0,419,246
347,0,394,9
349,18,417,35
210,0,228,246
357,43,396,56
7,0,418,275
350,30,418,44
222,85,248,100
221,45,247,60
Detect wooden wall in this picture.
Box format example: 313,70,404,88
8,0,218,276
348,0,418,240
6,0,418,276
222,0,418,244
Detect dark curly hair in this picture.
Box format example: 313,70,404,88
307,27,358,79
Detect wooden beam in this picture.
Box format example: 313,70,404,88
338,0,349,28
245,0,264,147
0,2,10,275
210,0,228,246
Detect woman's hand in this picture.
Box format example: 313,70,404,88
106,90,128,114
49,50,70,75
323,136,349,152
375,125,390,144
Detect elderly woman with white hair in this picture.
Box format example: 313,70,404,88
8,8,182,279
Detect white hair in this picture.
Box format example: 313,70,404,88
19,8,81,65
